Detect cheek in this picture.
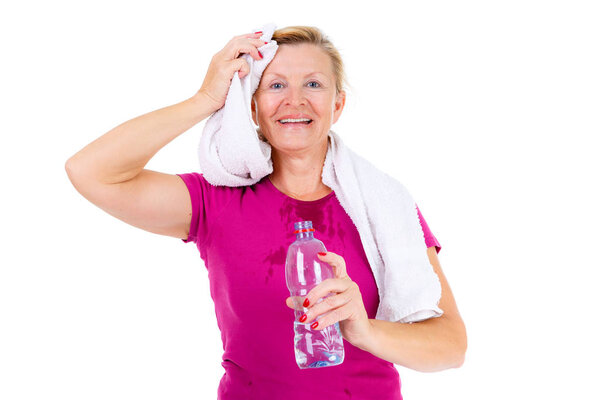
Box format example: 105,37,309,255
256,97,280,119
306,93,335,113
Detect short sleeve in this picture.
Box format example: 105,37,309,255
415,204,442,254
176,172,235,247
176,173,206,245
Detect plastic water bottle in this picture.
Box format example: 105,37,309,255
285,220,345,369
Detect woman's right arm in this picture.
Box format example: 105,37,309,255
65,94,216,240
65,31,266,240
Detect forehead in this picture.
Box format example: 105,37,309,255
262,43,333,78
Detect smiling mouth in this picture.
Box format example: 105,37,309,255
277,119,313,127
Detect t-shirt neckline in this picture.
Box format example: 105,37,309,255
262,175,335,204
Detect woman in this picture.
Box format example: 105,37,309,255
66,26,467,399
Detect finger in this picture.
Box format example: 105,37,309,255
223,39,264,61
229,58,250,79
302,290,353,324
287,295,306,311
232,44,262,61
250,38,270,46
241,31,264,39
228,32,262,44
286,296,297,309
312,303,354,331
304,277,355,310
236,38,270,53
317,251,348,279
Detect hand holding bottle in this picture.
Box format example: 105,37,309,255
285,221,345,368
286,251,373,349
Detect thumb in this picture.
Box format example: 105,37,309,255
318,251,348,279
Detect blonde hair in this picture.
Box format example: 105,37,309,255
272,26,349,94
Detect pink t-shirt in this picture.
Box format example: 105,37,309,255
177,172,441,400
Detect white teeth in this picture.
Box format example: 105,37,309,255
279,118,312,123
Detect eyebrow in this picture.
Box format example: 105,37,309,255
262,72,328,79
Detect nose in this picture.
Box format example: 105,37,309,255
284,85,306,106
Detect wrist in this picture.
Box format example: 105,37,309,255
354,319,378,352
191,90,222,115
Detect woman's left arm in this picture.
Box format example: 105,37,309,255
287,247,467,373
361,246,467,372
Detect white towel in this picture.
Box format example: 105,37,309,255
197,23,443,323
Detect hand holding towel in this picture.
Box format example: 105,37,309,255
198,23,278,186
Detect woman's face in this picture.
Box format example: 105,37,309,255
251,43,346,154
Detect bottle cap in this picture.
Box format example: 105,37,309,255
293,220,315,234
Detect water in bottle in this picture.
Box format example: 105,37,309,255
285,220,345,369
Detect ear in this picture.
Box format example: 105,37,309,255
332,90,346,124
251,96,258,125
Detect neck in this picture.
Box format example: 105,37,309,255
268,138,332,200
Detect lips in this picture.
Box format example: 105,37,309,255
277,120,313,127
276,114,314,129
278,114,312,120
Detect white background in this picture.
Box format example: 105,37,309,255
1,0,599,399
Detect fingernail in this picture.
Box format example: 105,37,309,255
264,41,269,44
311,321,319,329
303,298,310,307
318,252,327,256
258,51,263,59
299,314,307,323
254,31,263,34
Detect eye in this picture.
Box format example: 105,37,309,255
270,82,284,89
308,81,321,88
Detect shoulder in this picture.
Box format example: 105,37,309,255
177,172,244,193
176,172,242,211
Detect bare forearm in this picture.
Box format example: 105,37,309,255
66,93,215,184
358,316,467,372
